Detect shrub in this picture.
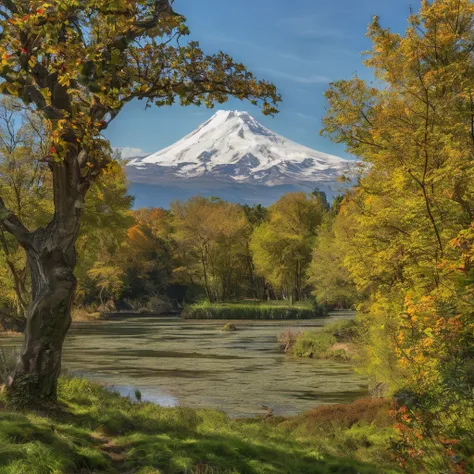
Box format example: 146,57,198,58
292,331,337,358
146,296,173,314
331,347,352,362
281,398,394,433
0,312,25,333
71,307,103,321
134,388,142,402
321,319,361,341
283,319,363,360
278,328,302,352
222,323,237,331
275,398,395,470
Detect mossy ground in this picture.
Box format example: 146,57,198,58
0,377,399,473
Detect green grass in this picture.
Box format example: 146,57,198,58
288,319,362,361
182,300,326,320
0,377,399,474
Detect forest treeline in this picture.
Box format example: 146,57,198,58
0,104,352,317
1,0,474,471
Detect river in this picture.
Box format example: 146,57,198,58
1,312,368,417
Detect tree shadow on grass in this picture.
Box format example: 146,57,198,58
0,411,114,473
118,429,383,474
0,380,394,473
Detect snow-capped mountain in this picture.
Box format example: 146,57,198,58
125,110,353,207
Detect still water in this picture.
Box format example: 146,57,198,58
2,312,368,417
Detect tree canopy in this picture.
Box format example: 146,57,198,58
171,197,250,302
250,192,327,300
322,0,474,469
0,0,280,239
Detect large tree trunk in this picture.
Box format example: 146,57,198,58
7,220,79,403
6,155,85,405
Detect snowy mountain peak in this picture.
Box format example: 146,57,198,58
186,109,284,149
126,110,352,189
208,110,258,124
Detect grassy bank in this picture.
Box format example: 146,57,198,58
71,297,175,322
280,319,361,361
0,331,22,338
182,300,325,320
71,307,105,322
0,377,398,474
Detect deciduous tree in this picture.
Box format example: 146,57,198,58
250,193,326,301
171,197,250,302
322,1,474,469
307,214,357,309
0,98,51,322
0,0,280,403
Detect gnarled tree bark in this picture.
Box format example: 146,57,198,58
11,228,77,401
3,153,86,404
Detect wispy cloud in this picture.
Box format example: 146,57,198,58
205,35,265,52
205,35,322,66
205,35,334,85
280,15,349,40
295,112,318,121
258,68,331,85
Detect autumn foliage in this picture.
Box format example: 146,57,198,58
323,0,474,471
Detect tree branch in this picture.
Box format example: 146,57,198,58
0,0,17,14
0,196,31,247
133,0,175,29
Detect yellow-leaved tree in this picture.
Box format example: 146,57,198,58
307,208,358,309
250,192,326,301
171,197,251,302
322,1,474,471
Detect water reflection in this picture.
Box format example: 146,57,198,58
1,312,368,417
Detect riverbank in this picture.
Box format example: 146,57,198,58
0,377,398,473
71,309,179,322
280,319,362,362
0,314,365,418
0,331,22,338
182,300,325,320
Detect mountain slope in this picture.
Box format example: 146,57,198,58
125,110,352,207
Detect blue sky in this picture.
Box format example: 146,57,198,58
105,0,414,159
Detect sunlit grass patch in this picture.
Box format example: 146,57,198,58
0,376,398,473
